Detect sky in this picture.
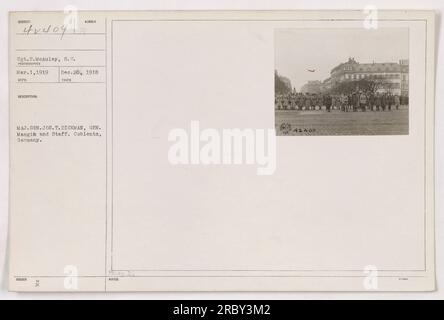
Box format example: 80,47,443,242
275,28,409,91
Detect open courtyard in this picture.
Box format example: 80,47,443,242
275,107,409,136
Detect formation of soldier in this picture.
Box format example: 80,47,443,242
275,91,407,112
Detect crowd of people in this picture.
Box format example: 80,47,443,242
275,91,408,112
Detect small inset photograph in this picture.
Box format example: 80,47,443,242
275,28,409,136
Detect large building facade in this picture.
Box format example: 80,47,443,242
329,58,409,96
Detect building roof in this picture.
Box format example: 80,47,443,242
331,58,409,74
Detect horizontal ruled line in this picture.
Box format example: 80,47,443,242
16,81,105,84
16,33,105,35
16,49,105,51
16,65,106,68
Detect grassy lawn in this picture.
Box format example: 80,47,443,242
275,107,409,136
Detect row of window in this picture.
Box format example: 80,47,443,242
343,73,405,80
343,65,401,72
